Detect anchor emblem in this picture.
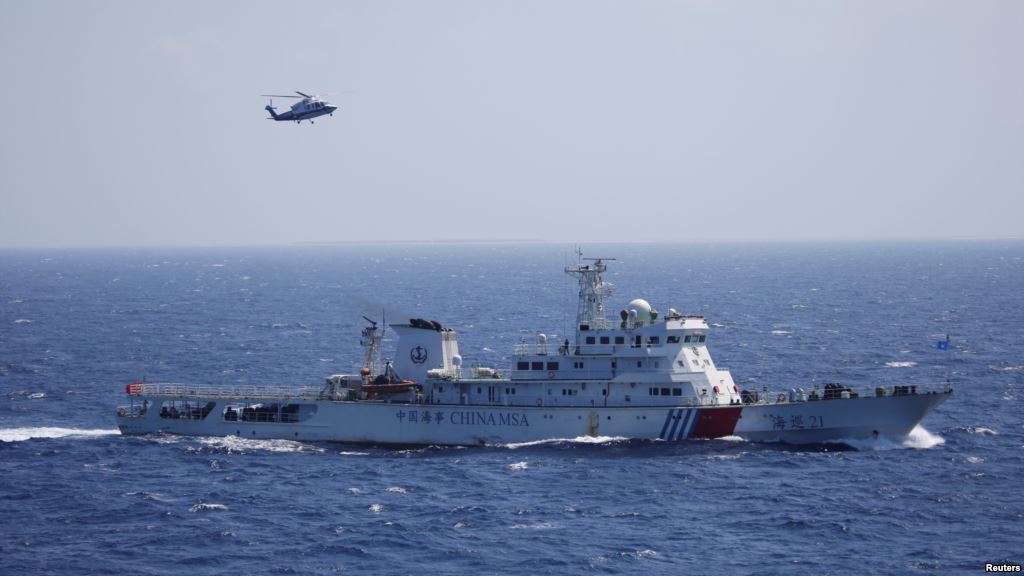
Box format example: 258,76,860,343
410,346,428,364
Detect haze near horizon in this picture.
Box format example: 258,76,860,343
1,1,1021,247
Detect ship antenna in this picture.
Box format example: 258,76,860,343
564,250,615,332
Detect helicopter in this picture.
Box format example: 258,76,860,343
261,91,337,124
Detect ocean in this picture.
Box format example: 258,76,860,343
1,242,1021,575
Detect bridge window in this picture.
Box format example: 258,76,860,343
546,361,559,371
667,336,680,343
600,336,610,344
615,336,625,344
672,388,683,396
517,361,529,370
585,336,596,345
660,387,670,396
684,335,692,343
649,387,658,396
698,335,707,342
531,361,543,370
649,336,660,345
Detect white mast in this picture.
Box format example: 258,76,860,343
564,249,615,331
360,316,383,376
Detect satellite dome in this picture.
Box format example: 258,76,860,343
628,298,653,324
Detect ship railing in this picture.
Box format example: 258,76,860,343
741,382,954,406
127,382,324,400
513,342,681,357
513,343,625,357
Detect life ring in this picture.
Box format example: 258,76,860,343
547,371,555,379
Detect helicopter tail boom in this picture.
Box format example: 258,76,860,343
265,103,280,120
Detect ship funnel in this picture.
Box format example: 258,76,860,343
390,321,460,383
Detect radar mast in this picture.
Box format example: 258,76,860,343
564,249,615,332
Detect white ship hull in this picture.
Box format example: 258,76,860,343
116,255,952,447
117,389,950,446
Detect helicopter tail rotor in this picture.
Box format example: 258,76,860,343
265,100,279,120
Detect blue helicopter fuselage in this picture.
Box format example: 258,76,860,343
266,99,337,123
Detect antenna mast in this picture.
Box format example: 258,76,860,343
360,316,383,376
564,249,615,331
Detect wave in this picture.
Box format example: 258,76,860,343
508,461,529,470
188,503,229,513
901,425,945,449
884,361,917,368
193,436,323,454
947,426,998,436
830,425,945,451
511,521,557,530
0,427,119,442
502,435,629,449
990,365,1022,372
13,319,32,324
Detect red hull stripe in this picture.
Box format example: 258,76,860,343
690,407,743,439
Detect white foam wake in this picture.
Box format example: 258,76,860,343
902,425,945,449
831,425,945,451
502,435,628,449
194,436,322,454
0,427,120,442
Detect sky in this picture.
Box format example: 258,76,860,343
0,0,1021,247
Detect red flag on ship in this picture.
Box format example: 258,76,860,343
126,380,144,395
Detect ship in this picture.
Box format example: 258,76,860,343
116,256,952,445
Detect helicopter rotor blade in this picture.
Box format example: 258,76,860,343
295,91,313,98
311,90,354,99
260,94,302,98
362,316,377,326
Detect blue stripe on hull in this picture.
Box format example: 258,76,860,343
673,409,694,441
666,409,683,440
659,409,675,440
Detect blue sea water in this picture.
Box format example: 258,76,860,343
1,242,1022,575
